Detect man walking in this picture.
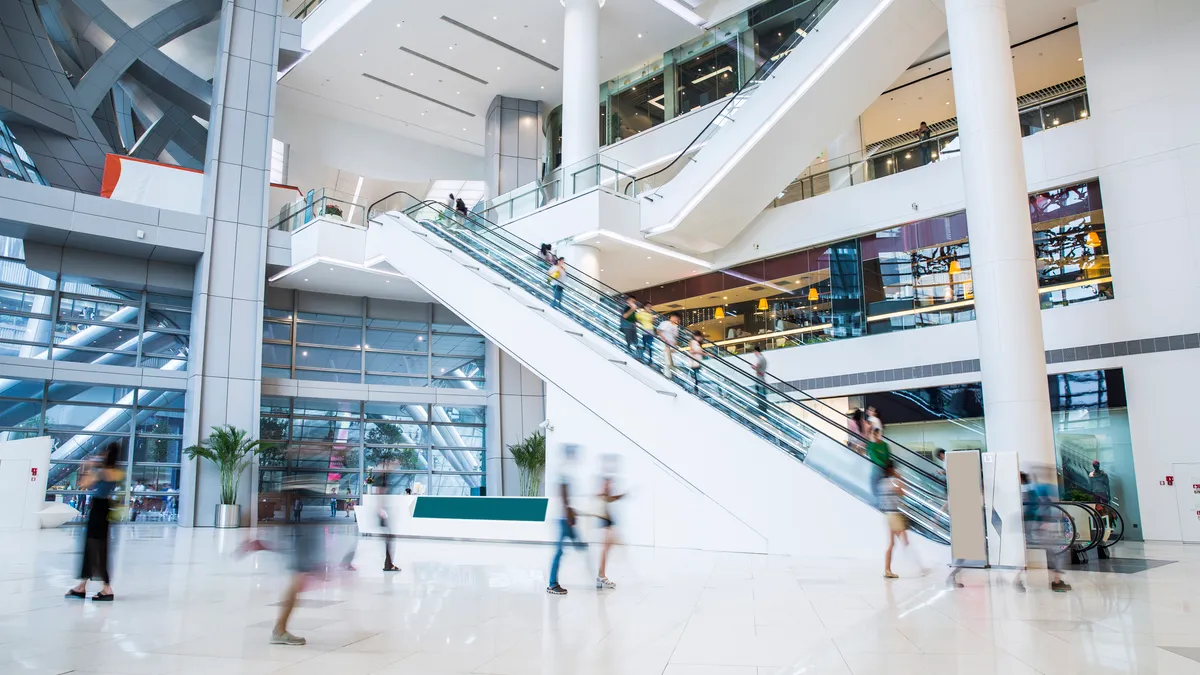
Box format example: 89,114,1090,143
547,444,587,595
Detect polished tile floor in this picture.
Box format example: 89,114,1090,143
4,525,1200,674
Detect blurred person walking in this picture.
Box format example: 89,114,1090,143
547,444,588,595
621,297,640,353
879,462,925,578
595,455,625,590
866,406,882,434
549,257,566,310
66,442,123,602
688,333,705,394
657,313,681,379
271,478,332,646
1016,471,1072,593
635,302,656,365
752,346,769,413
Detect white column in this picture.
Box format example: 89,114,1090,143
560,0,601,168
946,0,1057,470
563,243,600,280
180,0,280,526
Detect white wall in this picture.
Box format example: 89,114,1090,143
273,97,485,201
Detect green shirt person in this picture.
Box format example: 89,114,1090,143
866,427,890,467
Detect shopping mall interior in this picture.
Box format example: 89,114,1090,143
1,0,1200,671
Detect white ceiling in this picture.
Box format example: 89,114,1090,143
279,0,704,156
271,259,434,303
861,23,1084,144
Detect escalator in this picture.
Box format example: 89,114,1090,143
634,0,946,253
366,193,950,552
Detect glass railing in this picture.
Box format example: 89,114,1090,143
368,191,950,542
476,154,638,226
271,188,366,232
290,0,325,20
770,89,1091,208
627,0,843,196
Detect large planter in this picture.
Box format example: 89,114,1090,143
215,504,240,528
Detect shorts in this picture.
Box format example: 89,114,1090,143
887,512,908,533
290,525,324,573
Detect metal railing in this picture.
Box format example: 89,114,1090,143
770,87,1091,208
475,154,638,226
270,188,367,231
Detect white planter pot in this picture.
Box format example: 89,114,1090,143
215,504,240,528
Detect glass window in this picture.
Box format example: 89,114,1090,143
291,417,361,443
295,346,361,370
367,329,427,353
263,343,292,367
1031,180,1112,308
58,296,139,324
54,321,140,352
432,424,483,448
263,321,292,341
296,323,363,347
366,351,429,376
364,448,426,473
432,448,484,472
133,436,183,463
0,287,54,315
430,333,484,357
294,369,361,383
296,311,360,325
295,398,361,419
433,405,485,426
432,356,484,379
676,39,739,114
365,374,429,387
130,465,180,493
364,421,426,446
611,74,665,142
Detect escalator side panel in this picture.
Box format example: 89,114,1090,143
370,213,934,559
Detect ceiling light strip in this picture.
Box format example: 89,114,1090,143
399,46,489,85
713,324,833,347
440,16,560,71
567,229,712,268
362,73,476,116
652,0,706,26
691,65,732,85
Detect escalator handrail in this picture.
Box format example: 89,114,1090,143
1032,501,1100,554
365,191,942,486
622,0,840,196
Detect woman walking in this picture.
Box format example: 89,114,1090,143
66,442,123,601
595,455,625,590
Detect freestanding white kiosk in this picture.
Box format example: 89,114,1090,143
0,436,53,530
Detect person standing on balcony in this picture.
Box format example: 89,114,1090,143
917,122,932,165
657,313,681,379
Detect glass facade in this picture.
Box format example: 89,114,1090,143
257,396,486,522
641,179,1111,353
0,237,191,368
262,291,485,389
0,377,185,522
0,121,48,185
850,368,1141,540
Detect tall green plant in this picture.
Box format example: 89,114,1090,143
509,430,546,497
183,425,272,505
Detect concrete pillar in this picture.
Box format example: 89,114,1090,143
563,243,600,280
180,0,280,526
485,344,546,496
946,0,1057,472
484,96,544,199
560,0,602,168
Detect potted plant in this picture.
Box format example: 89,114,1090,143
509,430,546,497
184,425,272,528
323,203,344,220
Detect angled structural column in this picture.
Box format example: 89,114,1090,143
945,0,1057,472
181,0,281,527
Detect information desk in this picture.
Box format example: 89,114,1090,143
358,494,555,544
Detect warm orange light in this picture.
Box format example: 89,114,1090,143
1085,231,1101,249
714,306,725,319
949,260,962,275
757,298,768,311
807,288,819,302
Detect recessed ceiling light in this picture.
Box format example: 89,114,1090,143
396,23,401,27
945,101,950,105
496,66,501,70
540,85,544,89
896,117,901,121
330,267,334,271
462,127,466,131
449,46,453,50
386,279,390,283
358,52,364,57
637,33,643,38
646,256,651,259
600,269,605,272
493,15,497,19
409,72,414,76
303,278,308,281
1077,57,1083,61
542,38,547,43
456,91,460,94
375,95,380,99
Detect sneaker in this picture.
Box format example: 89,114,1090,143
270,631,306,646
596,576,616,590
1050,580,1072,593
546,584,568,595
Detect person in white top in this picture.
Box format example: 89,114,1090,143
656,313,681,379
687,334,705,394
